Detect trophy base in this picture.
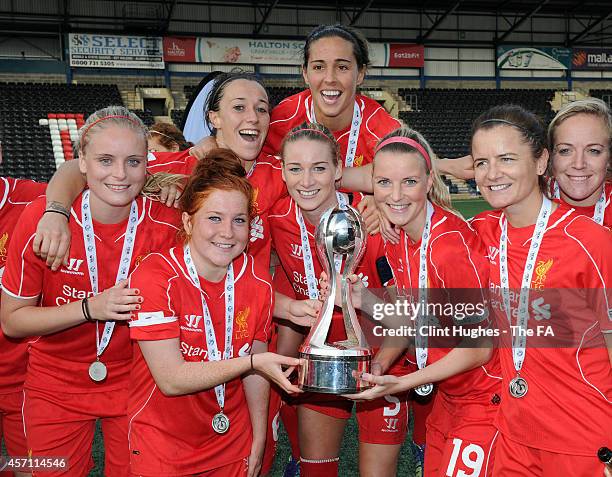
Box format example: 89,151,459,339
298,348,372,394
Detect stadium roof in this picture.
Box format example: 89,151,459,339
1,0,610,46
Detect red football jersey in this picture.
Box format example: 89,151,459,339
263,90,401,167
2,194,179,394
127,248,273,475
147,150,287,266
470,204,612,456
549,179,612,229
384,204,501,399
268,193,400,360
0,177,47,393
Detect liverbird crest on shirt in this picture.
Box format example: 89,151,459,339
532,258,553,290
0,232,7,262
235,307,250,339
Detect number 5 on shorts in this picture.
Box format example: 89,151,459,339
446,438,485,477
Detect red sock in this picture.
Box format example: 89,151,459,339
280,402,300,459
300,458,339,477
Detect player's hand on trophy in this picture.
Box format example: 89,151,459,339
287,298,321,327
342,372,401,401
34,203,72,271
188,136,218,160
251,352,303,394
87,280,142,321
319,271,366,310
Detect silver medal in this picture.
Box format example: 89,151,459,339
212,412,230,434
414,383,434,397
509,376,528,398
88,360,108,382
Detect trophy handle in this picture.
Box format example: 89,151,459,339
340,208,368,349
302,209,336,350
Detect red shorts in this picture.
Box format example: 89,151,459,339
261,385,283,476
425,393,499,477
23,387,129,477
493,432,604,477
131,457,248,477
0,390,27,457
301,393,409,445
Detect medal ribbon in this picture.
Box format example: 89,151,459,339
309,99,362,168
499,195,552,374
296,192,347,299
82,190,139,360
552,180,605,225
183,244,234,413
403,201,435,371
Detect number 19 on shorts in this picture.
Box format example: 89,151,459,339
446,438,485,477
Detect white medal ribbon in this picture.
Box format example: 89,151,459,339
183,244,234,414
404,201,435,371
552,180,605,225
499,196,552,374
245,160,256,179
82,190,139,359
309,99,362,168
296,192,347,299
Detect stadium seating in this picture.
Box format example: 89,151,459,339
398,88,556,161
131,109,155,127
0,82,123,182
590,89,612,106
267,86,302,107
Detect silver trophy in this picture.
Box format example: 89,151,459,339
298,203,372,394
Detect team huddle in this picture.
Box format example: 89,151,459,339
0,23,610,477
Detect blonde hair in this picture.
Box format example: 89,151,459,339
374,127,458,215
280,122,340,167
76,106,147,155
548,97,612,148
547,97,612,179
141,172,188,201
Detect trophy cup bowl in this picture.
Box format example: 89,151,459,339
298,204,372,394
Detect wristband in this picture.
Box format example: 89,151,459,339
43,208,70,220
82,297,93,322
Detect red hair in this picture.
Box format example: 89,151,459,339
179,149,256,235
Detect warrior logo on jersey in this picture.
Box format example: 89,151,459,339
0,232,7,262
290,244,303,259
181,315,203,332
61,258,85,276
487,246,500,264
354,155,364,167
235,307,250,339
532,258,553,290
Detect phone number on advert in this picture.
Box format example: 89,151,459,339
1,456,68,470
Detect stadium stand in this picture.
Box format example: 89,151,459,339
131,109,156,127
171,109,185,127
398,88,556,161
267,86,302,107
0,82,123,182
590,89,612,106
